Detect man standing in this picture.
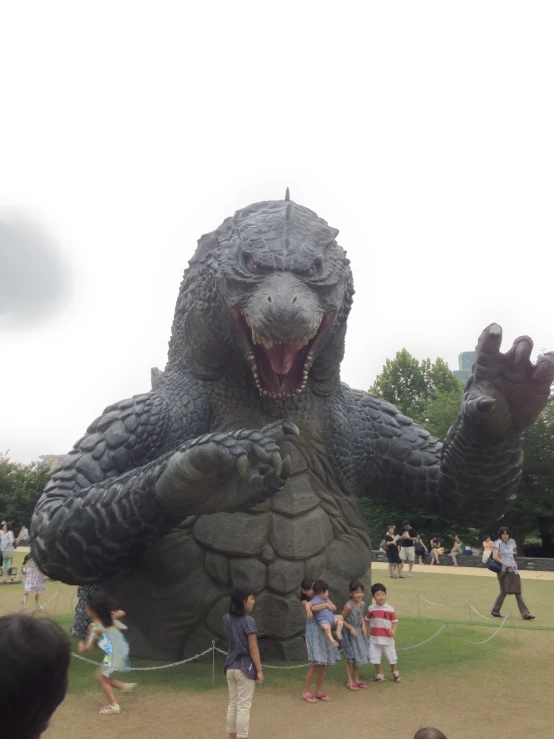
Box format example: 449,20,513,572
398,520,418,577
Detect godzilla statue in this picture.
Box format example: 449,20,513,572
31,192,554,660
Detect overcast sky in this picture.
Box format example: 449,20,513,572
1,2,552,463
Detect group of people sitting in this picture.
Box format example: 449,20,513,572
381,521,491,574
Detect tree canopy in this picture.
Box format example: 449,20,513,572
0,453,52,530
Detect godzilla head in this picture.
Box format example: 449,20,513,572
168,192,354,398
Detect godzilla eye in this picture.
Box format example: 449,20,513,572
305,265,316,276
250,263,261,273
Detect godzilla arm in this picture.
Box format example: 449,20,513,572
354,392,522,525
31,392,177,583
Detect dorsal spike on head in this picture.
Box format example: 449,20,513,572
284,187,290,201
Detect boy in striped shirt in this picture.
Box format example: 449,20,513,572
365,583,401,682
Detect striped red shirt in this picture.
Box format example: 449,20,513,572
365,603,398,645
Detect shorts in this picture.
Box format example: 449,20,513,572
386,547,401,565
399,547,415,562
369,642,398,666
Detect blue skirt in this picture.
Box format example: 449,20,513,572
305,618,341,666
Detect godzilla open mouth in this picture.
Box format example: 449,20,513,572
230,310,335,398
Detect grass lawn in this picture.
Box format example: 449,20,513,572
2,567,552,738
57,566,554,694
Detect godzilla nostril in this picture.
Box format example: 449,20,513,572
292,296,297,304
267,296,272,303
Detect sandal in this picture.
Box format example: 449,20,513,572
393,671,402,682
316,693,330,701
372,674,385,682
301,694,317,703
346,682,359,691
122,683,137,694
356,681,367,689
99,704,120,714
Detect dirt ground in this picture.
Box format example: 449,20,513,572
48,628,553,739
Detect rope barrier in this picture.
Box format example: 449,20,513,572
0,590,521,675
417,595,469,609
446,615,508,645
397,623,447,651
214,647,311,669
71,644,216,671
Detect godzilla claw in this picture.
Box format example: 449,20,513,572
533,352,554,384
236,455,249,479
477,397,496,413
271,452,282,477
281,454,292,480
513,337,533,365
466,323,553,436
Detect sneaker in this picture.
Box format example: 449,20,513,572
20,600,25,611
408,573,412,577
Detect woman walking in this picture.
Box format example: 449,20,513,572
491,527,535,621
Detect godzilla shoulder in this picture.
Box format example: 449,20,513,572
48,393,169,488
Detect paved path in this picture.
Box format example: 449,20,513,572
372,560,554,580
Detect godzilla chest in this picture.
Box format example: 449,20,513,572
190,430,367,594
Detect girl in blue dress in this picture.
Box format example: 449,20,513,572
342,580,370,690
78,592,136,715
301,578,341,703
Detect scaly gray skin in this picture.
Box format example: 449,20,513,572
31,195,554,660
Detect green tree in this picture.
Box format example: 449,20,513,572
423,385,463,440
0,453,53,530
504,399,554,554
369,349,461,422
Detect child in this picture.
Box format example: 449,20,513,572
1,613,70,738
300,578,315,619
310,579,344,647
20,553,47,611
414,730,447,739
365,582,401,682
78,592,136,715
482,534,494,564
223,582,263,739
342,580,370,690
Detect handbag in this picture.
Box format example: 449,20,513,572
486,551,502,573
504,571,521,594
3,544,15,560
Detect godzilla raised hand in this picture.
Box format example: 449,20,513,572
461,323,554,437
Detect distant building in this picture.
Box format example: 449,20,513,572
453,351,475,382
38,455,66,468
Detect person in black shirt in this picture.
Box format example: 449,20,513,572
398,520,418,577
384,524,402,579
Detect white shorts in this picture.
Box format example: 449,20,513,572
369,642,398,665
399,547,415,562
